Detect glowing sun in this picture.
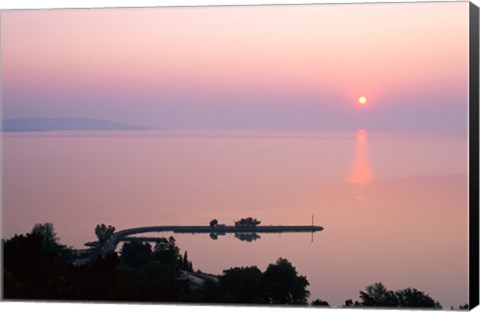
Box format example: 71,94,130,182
358,96,368,105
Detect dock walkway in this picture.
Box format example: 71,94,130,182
100,224,323,255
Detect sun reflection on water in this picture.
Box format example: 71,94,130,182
349,129,373,200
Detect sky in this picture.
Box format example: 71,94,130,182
0,2,470,131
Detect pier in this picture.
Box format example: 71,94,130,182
99,224,323,255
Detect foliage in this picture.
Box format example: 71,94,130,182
1,223,445,308
218,266,263,303
66,252,120,300
358,282,442,309
120,241,153,268
30,223,73,261
209,219,218,227
31,223,58,246
180,251,193,272
2,227,190,302
152,236,181,272
394,288,442,308
119,237,192,274
343,299,361,307
311,299,330,306
2,232,64,298
2,225,309,305
234,217,261,228
95,224,116,245
116,237,191,301
261,258,310,304
359,282,398,307
199,258,310,305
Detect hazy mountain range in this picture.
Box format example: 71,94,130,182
2,118,152,132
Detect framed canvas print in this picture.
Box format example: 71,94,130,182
0,0,479,311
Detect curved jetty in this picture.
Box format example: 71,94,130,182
100,224,323,255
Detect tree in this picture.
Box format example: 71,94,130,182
358,283,442,309
31,223,72,263
31,223,58,246
120,241,152,268
78,252,120,300
344,299,354,307
2,232,68,299
261,258,310,304
2,227,194,302
234,217,261,228
395,288,442,308
359,282,398,307
219,266,263,303
180,251,193,272
311,299,330,306
209,219,218,227
344,299,361,307
95,224,116,245
152,236,181,269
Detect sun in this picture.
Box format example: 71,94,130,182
358,96,368,105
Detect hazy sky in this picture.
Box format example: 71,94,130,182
1,2,470,131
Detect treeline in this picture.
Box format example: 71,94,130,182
344,283,444,309
198,258,309,304
3,224,192,301
1,223,467,309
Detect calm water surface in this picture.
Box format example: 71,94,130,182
2,129,468,307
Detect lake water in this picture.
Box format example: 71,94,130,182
1,129,468,308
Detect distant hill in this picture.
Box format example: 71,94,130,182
2,118,152,132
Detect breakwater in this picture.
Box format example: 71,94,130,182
99,225,323,255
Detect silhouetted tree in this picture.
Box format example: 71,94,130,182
395,288,442,308
198,278,222,303
234,217,261,228
68,252,119,300
113,238,189,301
180,251,193,272
359,282,398,307
2,232,67,299
8,223,445,308
30,222,72,263
311,299,330,306
31,223,58,245
209,219,218,227
95,224,116,245
153,236,182,272
219,266,263,303
358,283,442,309
344,299,362,307
261,258,310,304
3,227,189,302
119,241,152,268
193,258,309,305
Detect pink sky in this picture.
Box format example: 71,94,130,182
1,2,470,130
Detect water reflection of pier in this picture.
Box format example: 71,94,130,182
122,232,261,243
